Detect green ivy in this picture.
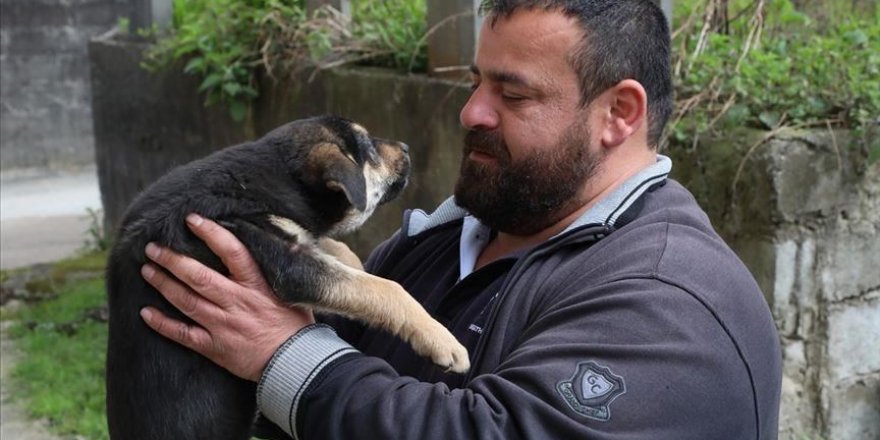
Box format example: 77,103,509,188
143,0,306,121
352,0,428,72
143,0,878,162
142,0,427,122
670,0,879,160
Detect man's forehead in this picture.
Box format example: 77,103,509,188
482,8,582,46
473,9,581,87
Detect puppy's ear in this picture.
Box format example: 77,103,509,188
325,166,367,212
306,143,367,212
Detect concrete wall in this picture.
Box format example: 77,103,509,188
669,129,880,440
88,36,880,439
0,0,127,170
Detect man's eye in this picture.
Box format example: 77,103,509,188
502,94,526,102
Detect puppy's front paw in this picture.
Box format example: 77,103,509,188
439,340,471,374
411,322,470,373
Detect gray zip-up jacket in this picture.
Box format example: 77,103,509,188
257,156,782,439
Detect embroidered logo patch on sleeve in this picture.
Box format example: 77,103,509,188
557,361,626,421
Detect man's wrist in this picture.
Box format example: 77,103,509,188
256,324,359,439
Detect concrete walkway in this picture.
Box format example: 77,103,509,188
1,166,103,270
1,166,102,439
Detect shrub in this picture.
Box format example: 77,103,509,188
143,0,427,121
669,0,879,161
143,0,304,121
142,0,879,164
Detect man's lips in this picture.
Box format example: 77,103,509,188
467,149,497,163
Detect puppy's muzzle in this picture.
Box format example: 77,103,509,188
378,140,411,205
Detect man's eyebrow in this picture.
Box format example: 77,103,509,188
469,65,534,90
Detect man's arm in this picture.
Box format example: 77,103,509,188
257,275,762,440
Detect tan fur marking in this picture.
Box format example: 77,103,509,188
316,238,362,270
268,216,315,244
307,142,351,167
375,140,407,171
350,123,369,136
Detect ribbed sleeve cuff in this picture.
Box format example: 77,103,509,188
256,324,359,439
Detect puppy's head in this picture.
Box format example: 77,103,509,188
274,116,411,235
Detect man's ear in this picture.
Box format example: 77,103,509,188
306,143,367,212
599,79,647,148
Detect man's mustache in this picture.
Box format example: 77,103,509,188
464,130,509,161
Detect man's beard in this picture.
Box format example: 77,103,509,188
454,123,603,236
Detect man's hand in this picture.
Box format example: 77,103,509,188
139,214,315,382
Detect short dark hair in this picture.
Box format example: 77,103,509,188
481,0,673,149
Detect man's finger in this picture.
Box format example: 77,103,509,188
141,262,225,325
144,242,238,308
184,214,266,287
140,307,215,355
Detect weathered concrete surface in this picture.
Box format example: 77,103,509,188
0,0,127,170
88,32,252,239
670,130,880,440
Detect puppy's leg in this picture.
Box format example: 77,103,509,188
226,219,470,373
315,259,471,373
316,237,363,270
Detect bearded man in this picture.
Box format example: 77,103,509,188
139,1,783,438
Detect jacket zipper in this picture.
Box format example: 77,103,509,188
462,224,612,383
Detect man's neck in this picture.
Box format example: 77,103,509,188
474,205,587,269
474,150,656,270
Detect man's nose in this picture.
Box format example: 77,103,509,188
459,86,499,131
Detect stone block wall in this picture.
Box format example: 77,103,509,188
88,36,880,439
670,130,880,440
759,134,878,440
0,0,127,170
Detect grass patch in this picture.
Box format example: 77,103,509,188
2,250,266,439
3,253,109,440
49,250,109,275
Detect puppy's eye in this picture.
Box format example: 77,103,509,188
365,148,380,165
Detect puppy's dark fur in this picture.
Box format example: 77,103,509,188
105,116,468,440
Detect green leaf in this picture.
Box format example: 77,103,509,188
240,85,259,99
229,100,247,122
198,73,224,92
183,57,204,74
844,29,869,47
222,82,242,97
724,104,751,126
869,139,880,165
758,111,782,129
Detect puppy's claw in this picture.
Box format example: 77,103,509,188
412,324,470,374
440,343,471,374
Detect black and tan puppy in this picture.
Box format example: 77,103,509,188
105,116,469,440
